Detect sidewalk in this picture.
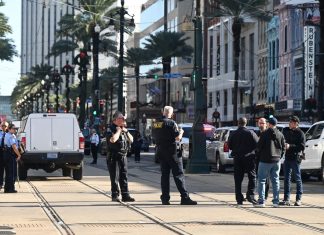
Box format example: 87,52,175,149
1,154,324,234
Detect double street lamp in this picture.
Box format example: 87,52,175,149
108,0,135,113
62,60,75,113
92,24,100,117
52,68,62,113
42,75,51,112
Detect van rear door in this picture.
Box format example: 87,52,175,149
52,117,74,151
30,118,52,151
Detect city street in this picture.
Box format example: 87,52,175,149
1,149,324,235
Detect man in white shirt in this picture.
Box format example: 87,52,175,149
90,129,99,164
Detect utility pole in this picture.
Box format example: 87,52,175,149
318,1,324,120
186,0,209,173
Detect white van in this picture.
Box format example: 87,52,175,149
17,113,85,180
303,121,324,182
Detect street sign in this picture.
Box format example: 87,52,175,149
163,73,182,79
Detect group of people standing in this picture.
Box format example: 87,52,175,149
228,115,305,207
0,122,21,193
104,107,197,205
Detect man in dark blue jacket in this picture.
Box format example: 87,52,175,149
228,117,259,205
255,117,285,207
280,116,305,206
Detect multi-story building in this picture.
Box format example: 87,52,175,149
276,0,320,121
132,0,194,122
0,96,14,121
206,17,259,125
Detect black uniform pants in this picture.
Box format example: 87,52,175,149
91,143,98,162
107,153,129,197
157,145,189,202
134,148,141,162
3,150,15,192
0,152,4,186
233,155,256,203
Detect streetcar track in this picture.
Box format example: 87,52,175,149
27,181,75,235
78,180,192,235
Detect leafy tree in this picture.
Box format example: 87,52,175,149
125,48,155,129
144,31,193,106
212,0,270,123
0,3,17,61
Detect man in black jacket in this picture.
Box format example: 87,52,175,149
255,117,285,207
228,117,259,205
280,116,305,206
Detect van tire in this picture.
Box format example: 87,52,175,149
62,167,71,177
18,163,28,180
73,162,83,180
319,157,324,183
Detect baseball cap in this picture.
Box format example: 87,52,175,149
112,111,125,120
268,117,278,126
289,116,300,123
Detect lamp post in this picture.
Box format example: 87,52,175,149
62,60,75,112
186,0,209,173
92,24,100,117
43,75,51,112
108,0,135,113
52,68,62,113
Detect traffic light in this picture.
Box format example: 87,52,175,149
154,74,158,80
93,110,97,116
190,70,196,90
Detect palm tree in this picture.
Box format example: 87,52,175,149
125,48,155,130
49,0,118,126
318,0,324,120
212,0,270,123
144,31,193,106
0,2,17,61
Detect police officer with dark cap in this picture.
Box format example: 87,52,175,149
0,121,9,190
3,124,21,193
228,117,259,205
152,106,197,205
106,111,135,202
280,115,305,206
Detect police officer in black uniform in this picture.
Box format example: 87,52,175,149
152,106,197,205
106,111,135,202
3,124,21,193
0,121,9,190
228,117,259,205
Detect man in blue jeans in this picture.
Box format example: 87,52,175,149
280,116,305,206
254,117,285,208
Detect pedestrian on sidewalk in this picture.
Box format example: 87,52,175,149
256,118,270,200
90,129,99,164
280,116,305,206
152,106,197,205
254,117,285,208
3,124,21,193
228,117,259,205
134,132,143,163
0,121,8,190
106,111,135,202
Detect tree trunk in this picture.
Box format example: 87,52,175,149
162,57,171,107
318,1,324,120
232,18,242,125
79,68,87,129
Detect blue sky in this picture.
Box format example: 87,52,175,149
0,0,21,96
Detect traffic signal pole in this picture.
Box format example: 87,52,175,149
186,0,209,173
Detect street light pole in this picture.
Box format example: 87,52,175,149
52,68,61,113
62,60,74,112
186,0,209,173
93,24,100,116
118,0,125,113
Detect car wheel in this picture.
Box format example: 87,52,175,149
319,156,324,183
215,153,226,173
73,162,83,180
62,167,71,177
18,162,28,181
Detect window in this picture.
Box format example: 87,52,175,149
208,92,213,108
272,40,276,70
276,39,279,68
225,43,228,73
306,124,324,140
209,35,213,77
284,25,288,52
249,33,254,71
284,67,287,96
224,90,228,115
241,37,245,78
